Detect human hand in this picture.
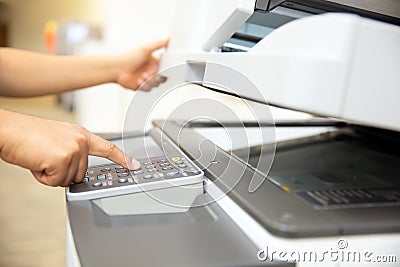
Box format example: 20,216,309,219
0,110,140,187
116,38,169,91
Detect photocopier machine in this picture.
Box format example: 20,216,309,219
66,1,400,266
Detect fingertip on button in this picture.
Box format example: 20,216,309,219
131,158,141,170
126,157,141,170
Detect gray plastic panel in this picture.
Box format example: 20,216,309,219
67,132,292,267
67,194,291,267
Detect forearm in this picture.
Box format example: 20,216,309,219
0,48,121,97
0,109,20,154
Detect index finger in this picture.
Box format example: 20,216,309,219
86,132,141,170
144,38,169,53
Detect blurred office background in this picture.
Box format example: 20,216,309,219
0,0,181,133
0,0,309,266
0,1,181,266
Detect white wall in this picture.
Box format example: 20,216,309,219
74,0,180,133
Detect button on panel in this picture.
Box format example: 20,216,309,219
118,178,128,183
166,171,180,176
97,174,106,180
162,166,173,170
143,174,153,179
171,157,181,163
93,182,102,187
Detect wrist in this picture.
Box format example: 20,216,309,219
111,54,125,84
0,109,16,151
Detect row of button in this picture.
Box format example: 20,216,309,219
92,171,181,187
84,156,194,188
143,159,168,165
92,177,135,187
85,168,184,184
86,166,127,175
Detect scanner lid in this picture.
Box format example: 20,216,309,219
225,0,400,52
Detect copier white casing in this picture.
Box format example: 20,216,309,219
156,1,400,266
66,1,400,266
160,0,400,131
